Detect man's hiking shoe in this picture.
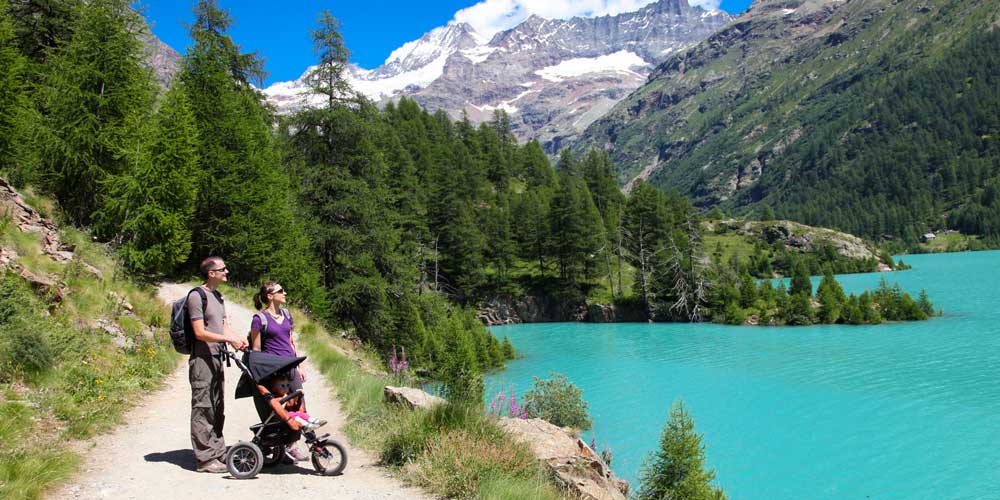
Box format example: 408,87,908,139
196,459,228,473
286,446,308,462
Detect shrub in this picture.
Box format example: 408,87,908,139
411,429,543,499
523,372,592,429
0,322,55,379
381,403,480,466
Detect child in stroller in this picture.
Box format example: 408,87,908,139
222,347,347,479
258,372,327,432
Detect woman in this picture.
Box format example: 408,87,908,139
250,282,308,461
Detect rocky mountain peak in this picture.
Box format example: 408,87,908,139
372,22,483,79
264,0,733,151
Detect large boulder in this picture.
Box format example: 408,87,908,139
384,386,446,410
497,417,630,500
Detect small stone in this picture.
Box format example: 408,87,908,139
109,291,133,311
83,263,104,280
112,336,134,350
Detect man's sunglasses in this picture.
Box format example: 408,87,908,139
209,266,229,273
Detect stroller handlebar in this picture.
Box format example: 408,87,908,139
218,347,248,372
279,389,304,405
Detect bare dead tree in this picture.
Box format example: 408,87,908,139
623,219,666,321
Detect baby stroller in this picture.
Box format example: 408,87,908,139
221,347,347,479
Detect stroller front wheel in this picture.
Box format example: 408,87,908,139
226,441,264,479
311,440,347,476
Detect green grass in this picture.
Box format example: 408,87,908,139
704,231,756,264
916,232,987,253
0,200,179,499
297,317,568,500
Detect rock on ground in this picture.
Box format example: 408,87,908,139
384,386,446,410
498,417,630,500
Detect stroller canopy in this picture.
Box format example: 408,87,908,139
234,350,306,399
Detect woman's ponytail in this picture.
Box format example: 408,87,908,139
255,281,279,311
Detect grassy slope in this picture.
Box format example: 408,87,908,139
0,191,178,499
575,0,1000,239
914,232,987,254
290,311,569,500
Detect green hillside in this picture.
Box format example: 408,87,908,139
574,0,1000,244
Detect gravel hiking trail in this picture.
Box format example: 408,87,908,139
49,283,433,500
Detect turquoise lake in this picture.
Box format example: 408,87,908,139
488,250,1000,500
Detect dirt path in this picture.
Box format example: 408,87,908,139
49,283,433,500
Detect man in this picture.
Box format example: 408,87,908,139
188,256,248,473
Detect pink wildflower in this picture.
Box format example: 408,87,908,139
508,386,520,417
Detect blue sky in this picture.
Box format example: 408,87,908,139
142,0,752,86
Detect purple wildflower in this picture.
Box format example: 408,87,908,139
489,389,506,416
388,345,407,377
508,386,520,417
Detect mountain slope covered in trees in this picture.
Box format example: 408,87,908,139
575,0,1000,244
0,0,936,387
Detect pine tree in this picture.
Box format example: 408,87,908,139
816,267,847,323
785,289,814,326
287,103,407,330
623,182,669,318
788,259,813,297
843,294,865,325
549,171,603,292
436,196,487,301
555,149,580,177
8,0,81,66
637,400,727,500
483,192,515,287
0,0,29,176
512,189,551,276
582,149,626,296
180,0,322,308
36,0,155,224
304,9,352,108
95,83,200,273
859,291,881,324
519,140,557,187
758,205,775,221
438,312,484,405
917,289,935,317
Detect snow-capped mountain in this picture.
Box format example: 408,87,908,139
265,0,732,151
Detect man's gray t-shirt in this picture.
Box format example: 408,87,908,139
187,287,226,355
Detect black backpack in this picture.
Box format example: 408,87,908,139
169,287,208,354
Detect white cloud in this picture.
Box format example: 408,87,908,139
452,0,721,39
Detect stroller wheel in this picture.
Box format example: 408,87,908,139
311,440,347,476
226,441,263,479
